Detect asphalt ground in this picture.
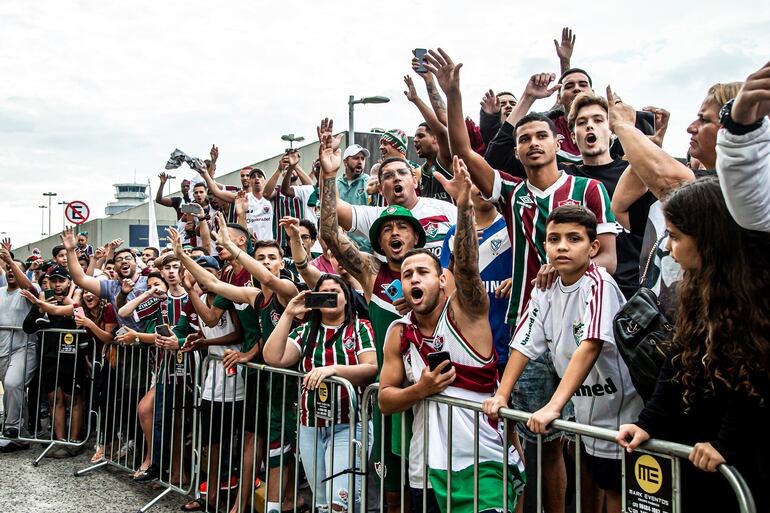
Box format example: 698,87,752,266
0,442,186,513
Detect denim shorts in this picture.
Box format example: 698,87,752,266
511,351,574,444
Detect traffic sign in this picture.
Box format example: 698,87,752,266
65,200,90,225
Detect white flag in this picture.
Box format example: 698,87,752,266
147,179,160,250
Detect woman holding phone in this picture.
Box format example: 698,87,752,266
263,274,378,513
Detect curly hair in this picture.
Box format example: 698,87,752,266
663,176,770,407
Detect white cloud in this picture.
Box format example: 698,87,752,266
2,0,769,245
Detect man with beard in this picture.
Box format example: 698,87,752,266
428,48,616,513
378,157,525,513
0,245,37,451
318,128,427,513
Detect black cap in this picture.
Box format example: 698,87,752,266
47,265,71,280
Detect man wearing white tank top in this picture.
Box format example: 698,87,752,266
245,168,274,241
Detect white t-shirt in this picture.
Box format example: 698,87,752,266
0,286,38,358
247,193,274,242
198,294,245,402
349,197,457,258
511,264,643,459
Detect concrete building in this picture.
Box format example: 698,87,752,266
13,131,423,260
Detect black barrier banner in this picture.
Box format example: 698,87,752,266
59,332,77,354
315,381,332,420
624,451,675,513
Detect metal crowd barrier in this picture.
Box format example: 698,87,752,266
0,325,97,466
360,383,756,513
75,343,201,513
195,356,365,513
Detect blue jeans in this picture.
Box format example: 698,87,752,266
298,422,371,512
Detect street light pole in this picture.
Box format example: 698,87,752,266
38,205,47,238
43,192,57,236
57,200,68,230
348,95,391,147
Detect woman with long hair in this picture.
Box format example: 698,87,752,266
617,176,770,512
263,274,378,513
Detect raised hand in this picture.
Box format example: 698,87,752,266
423,48,463,95
278,216,301,240
523,73,560,100
318,125,342,179
166,226,183,255
212,211,235,250
1,237,12,253
480,89,501,115
643,106,671,147
121,278,135,295
403,75,419,103
158,172,169,183
606,85,637,132
433,155,471,203
732,59,770,125
287,150,300,168
554,27,576,62
20,289,41,305
108,238,123,249
60,226,77,251
0,248,11,264
316,118,343,152
285,290,311,318
234,190,249,216
210,144,219,163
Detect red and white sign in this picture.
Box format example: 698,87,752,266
65,200,90,225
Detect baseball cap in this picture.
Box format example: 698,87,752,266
48,265,71,280
342,144,371,160
369,205,426,255
196,255,221,271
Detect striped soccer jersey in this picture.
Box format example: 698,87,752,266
137,291,188,332
272,185,319,247
512,263,643,458
391,299,525,513
289,319,375,427
486,170,615,326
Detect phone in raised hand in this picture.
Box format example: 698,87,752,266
413,48,428,73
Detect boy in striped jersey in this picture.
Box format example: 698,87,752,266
485,206,642,513
379,157,524,513
272,151,320,251
428,48,617,513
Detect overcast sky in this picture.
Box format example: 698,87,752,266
2,0,769,247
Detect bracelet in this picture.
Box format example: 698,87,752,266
295,256,308,268
235,249,242,260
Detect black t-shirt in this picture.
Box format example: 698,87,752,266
565,159,657,299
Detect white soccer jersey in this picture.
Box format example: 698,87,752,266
247,193,274,242
350,197,457,258
511,263,643,459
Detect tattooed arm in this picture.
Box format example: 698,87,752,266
404,73,452,170
317,128,380,298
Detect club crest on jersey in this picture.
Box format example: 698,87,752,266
424,222,438,239
270,310,281,325
262,205,270,213
573,321,584,345
490,237,503,255
343,336,355,350
374,461,387,478
516,195,534,208
433,335,445,351
559,199,580,207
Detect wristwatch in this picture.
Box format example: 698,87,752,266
134,336,140,344
720,99,763,136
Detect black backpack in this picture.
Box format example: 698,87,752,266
613,237,674,403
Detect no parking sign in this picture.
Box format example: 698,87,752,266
65,200,90,225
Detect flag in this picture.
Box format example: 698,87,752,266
147,179,160,251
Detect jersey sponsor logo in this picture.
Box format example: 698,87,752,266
572,321,584,345
343,335,355,350
574,377,618,397
270,310,281,326
518,307,539,345
483,280,502,294
558,199,580,207
516,195,534,208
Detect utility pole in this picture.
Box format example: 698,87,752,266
38,205,47,238
43,192,57,236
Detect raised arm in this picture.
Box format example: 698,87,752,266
611,166,649,231
263,155,289,201
607,86,694,198
426,48,497,197
60,227,102,296
404,73,451,167
554,27,576,76
316,118,354,229
280,217,323,288
435,157,489,319
413,53,448,126
0,241,33,292
200,168,237,203
317,130,379,296
280,151,309,197
169,226,256,306
155,173,176,208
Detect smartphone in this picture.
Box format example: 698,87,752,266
384,280,403,301
413,48,428,73
44,289,56,299
116,326,129,337
181,203,201,214
427,351,452,374
73,306,85,319
155,325,172,337
305,292,338,309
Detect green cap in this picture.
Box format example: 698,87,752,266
369,205,426,255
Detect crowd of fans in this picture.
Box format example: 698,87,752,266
1,27,769,513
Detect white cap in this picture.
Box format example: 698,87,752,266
342,144,371,160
